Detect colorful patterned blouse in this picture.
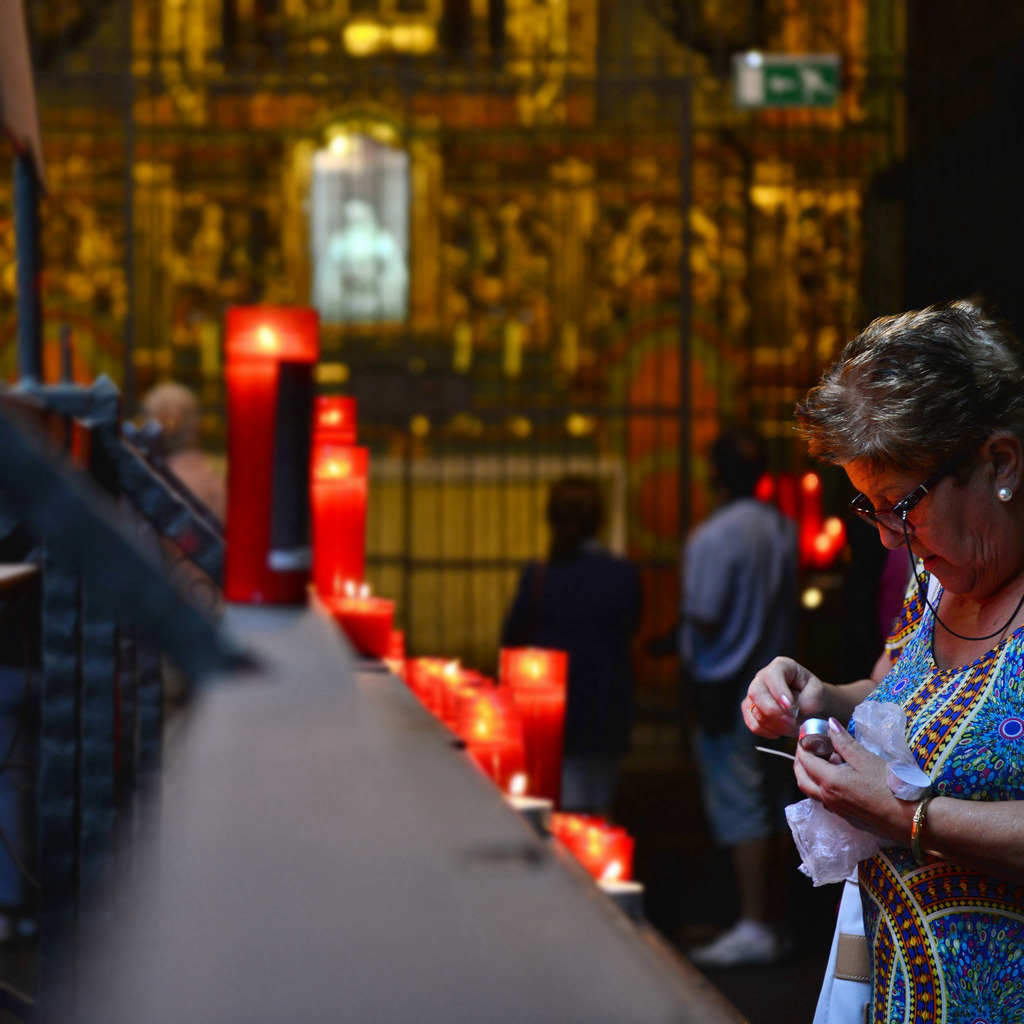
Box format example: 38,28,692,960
858,568,1024,1024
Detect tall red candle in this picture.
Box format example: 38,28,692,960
500,647,568,804
512,683,566,805
311,443,369,597
224,306,318,604
798,470,824,569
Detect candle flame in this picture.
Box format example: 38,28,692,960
601,860,623,883
509,773,528,796
321,408,343,427
255,326,281,353
322,456,352,480
344,581,370,599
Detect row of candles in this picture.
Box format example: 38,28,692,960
398,647,635,884
223,305,397,647
221,305,634,886
307,390,400,650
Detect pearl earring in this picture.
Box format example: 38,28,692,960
998,486,1013,502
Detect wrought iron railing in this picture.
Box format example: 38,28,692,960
0,379,244,1020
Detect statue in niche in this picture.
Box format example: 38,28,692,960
315,198,408,323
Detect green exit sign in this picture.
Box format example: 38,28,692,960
732,53,841,109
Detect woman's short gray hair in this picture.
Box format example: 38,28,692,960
795,299,1024,475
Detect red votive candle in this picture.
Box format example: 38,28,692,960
438,666,491,730
456,688,526,793
500,647,568,805
551,814,635,882
224,305,318,604
406,657,452,715
311,444,369,598
313,396,358,445
327,584,395,659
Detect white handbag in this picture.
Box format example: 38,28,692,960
812,878,870,1024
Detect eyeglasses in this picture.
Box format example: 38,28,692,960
849,462,958,535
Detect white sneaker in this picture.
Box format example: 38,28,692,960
687,920,782,969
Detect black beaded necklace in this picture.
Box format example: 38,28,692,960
904,518,1024,642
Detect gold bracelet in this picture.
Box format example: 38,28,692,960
910,793,936,866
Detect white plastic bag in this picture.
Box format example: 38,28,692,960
786,799,880,886
852,700,931,800
786,702,931,886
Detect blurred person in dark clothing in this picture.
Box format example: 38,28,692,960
501,476,642,815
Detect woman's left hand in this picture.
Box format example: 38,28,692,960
794,718,916,845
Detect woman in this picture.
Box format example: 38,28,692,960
501,476,642,814
744,299,1024,1023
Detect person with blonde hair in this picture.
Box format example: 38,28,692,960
140,382,226,522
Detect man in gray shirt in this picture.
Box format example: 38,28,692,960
681,427,798,970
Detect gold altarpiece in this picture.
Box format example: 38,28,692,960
2,0,904,679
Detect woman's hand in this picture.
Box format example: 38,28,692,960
742,657,828,739
793,718,916,845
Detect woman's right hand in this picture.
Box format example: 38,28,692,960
742,656,828,739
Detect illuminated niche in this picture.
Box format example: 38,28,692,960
310,132,410,325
